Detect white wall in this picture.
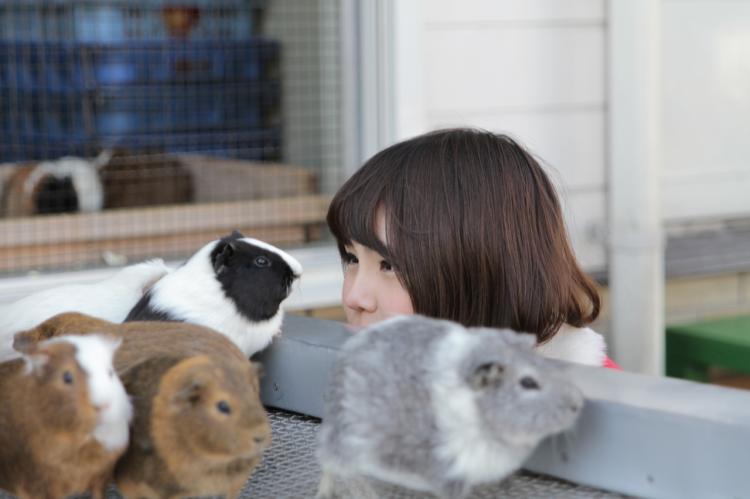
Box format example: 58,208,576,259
388,0,750,271
661,0,750,222
391,0,608,271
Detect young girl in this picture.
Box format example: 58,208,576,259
327,128,618,368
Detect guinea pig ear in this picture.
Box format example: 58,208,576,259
175,378,205,405
469,362,505,390
173,364,213,405
12,330,38,354
22,350,50,377
229,230,245,239
211,240,236,275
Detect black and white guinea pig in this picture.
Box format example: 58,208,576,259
125,231,303,357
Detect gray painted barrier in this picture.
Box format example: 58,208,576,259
257,313,750,499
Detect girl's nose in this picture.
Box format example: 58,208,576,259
343,272,376,314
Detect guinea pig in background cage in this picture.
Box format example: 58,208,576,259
98,148,194,209
0,153,106,217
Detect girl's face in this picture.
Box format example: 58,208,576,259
340,211,414,327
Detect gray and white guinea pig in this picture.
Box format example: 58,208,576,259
0,258,170,362
125,230,303,357
0,334,131,499
317,315,584,499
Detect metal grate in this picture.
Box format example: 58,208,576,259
243,409,629,499
0,408,629,499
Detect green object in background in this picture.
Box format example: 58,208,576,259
666,315,750,382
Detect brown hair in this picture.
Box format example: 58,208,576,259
327,128,600,343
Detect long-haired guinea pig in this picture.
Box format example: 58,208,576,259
125,230,303,357
0,334,131,499
0,258,170,362
14,312,271,499
316,315,584,499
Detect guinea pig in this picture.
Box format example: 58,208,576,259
0,258,170,362
0,334,131,499
98,148,193,209
117,354,269,499
316,315,584,499
125,230,303,357
14,312,271,499
1,154,105,218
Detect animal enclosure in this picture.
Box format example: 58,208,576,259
0,0,342,275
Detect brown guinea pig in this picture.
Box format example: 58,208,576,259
117,354,270,499
98,148,193,209
14,312,271,499
0,334,130,499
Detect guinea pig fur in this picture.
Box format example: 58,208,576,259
125,230,303,357
316,315,584,499
0,334,131,499
0,258,170,362
14,312,271,499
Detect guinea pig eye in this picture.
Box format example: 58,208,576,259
254,256,270,268
216,400,232,414
519,376,540,390
62,371,74,385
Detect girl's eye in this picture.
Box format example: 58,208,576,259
380,260,393,272
342,251,359,266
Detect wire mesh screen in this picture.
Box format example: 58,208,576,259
0,0,340,275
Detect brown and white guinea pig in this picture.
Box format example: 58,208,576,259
0,154,105,218
125,230,303,357
14,312,271,499
0,258,170,363
0,334,131,499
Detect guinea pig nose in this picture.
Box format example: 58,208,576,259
96,402,111,413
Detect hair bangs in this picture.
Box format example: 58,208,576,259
327,170,390,258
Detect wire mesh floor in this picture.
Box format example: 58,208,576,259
244,409,628,499
0,408,629,499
